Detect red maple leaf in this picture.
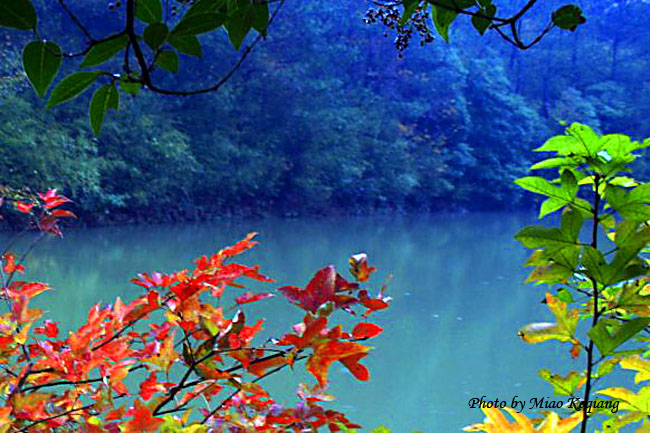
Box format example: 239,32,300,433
351,322,383,339
15,201,34,214
219,232,259,257
2,253,25,274
278,266,358,313
34,320,59,338
124,400,164,432
236,291,275,304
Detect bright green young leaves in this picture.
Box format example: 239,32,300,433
533,123,649,179
516,169,592,218
513,123,650,432
599,387,650,414
516,124,650,287
606,184,650,221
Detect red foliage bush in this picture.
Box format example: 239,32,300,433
0,189,390,432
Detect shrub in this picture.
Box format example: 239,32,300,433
0,187,390,431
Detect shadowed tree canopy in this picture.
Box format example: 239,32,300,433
1,0,585,133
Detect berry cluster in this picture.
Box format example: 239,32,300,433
364,3,435,56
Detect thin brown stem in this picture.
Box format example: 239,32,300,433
580,174,602,433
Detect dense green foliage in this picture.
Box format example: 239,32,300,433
0,1,646,223
465,124,650,432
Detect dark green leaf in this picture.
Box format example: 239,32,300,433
136,0,163,23
226,6,254,50
400,0,418,26
172,13,225,36
515,226,579,251
552,4,586,31
156,50,179,73
252,2,269,35
588,318,650,356
582,246,608,285
89,84,119,135
168,34,202,57
46,72,101,108
429,0,473,42
615,280,650,315
22,41,62,98
471,5,496,35
120,77,141,95
431,5,457,42
143,23,169,50
80,34,129,67
185,0,227,18
0,0,37,30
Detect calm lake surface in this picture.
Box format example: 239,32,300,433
5,213,600,431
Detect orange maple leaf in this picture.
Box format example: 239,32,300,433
124,400,164,433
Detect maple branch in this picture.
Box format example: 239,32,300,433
90,293,173,353
152,343,297,415
3,232,46,363
20,365,145,393
14,402,95,432
13,393,131,432
200,362,292,424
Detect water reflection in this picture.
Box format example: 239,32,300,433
2,213,588,431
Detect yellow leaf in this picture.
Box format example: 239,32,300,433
14,322,31,345
620,355,650,384
518,323,565,344
599,387,650,413
463,407,583,433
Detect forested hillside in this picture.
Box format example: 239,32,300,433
1,0,648,223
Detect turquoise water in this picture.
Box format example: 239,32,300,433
6,213,600,431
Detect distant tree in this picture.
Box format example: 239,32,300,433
1,0,585,133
